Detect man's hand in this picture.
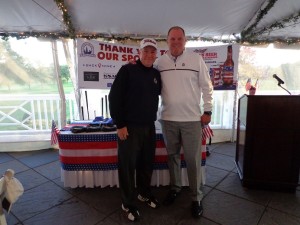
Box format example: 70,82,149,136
128,59,136,64
117,127,129,140
201,114,211,126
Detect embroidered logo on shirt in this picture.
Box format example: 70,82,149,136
154,78,157,84
182,63,185,66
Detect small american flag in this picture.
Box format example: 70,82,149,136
51,120,59,145
202,125,213,140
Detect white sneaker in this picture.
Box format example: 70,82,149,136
121,204,140,222
137,194,160,209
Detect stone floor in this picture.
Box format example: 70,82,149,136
0,142,299,225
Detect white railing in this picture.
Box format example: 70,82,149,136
0,91,236,149
0,94,79,134
1,90,298,151
0,92,235,132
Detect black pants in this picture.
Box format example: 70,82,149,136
117,124,156,207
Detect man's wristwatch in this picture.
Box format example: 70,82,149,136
204,111,212,116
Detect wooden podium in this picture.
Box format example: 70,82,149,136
235,95,300,192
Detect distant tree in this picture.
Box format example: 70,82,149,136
239,46,256,65
60,65,70,83
238,46,263,87
237,46,297,91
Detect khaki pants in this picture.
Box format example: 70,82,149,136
161,120,203,202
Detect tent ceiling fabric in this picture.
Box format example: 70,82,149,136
1,0,300,43
0,0,62,33
66,0,265,38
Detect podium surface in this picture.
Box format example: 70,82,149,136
235,95,300,192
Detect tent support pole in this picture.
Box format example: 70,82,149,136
62,39,81,121
51,40,66,128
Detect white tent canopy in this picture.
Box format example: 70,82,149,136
1,0,300,44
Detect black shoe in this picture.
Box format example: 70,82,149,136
138,194,160,209
121,204,140,222
206,150,211,156
191,201,203,218
163,190,181,206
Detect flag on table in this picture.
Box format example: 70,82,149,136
202,125,213,140
51,120,59,145
245,78,252,91
201,126,213,185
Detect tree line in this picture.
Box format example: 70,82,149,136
0,40,70,91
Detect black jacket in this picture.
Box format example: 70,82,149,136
108,60,161,129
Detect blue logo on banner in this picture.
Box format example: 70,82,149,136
80,42,96,57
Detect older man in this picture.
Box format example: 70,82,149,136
109,38,161,222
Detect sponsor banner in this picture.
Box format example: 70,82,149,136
189,44,239,90
77,38,239,90
77,39,162,89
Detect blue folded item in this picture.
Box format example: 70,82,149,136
93,116,104,122
89,121,101,126
102,118,113,124
90,117,114,126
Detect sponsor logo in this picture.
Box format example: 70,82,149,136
194,48,218,59
103,73,116,79
143,39,156,45
98,63,116,68
82,63,116,68
83,71,99,81
80,42,96,57
193,48,207,54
